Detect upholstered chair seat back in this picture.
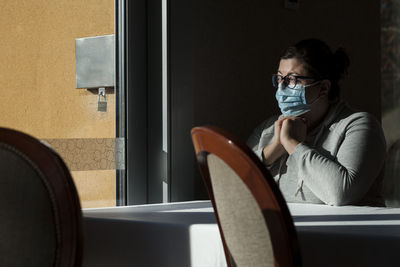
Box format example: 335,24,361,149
207,153,274,266
0,128,82,267
192,126,301,267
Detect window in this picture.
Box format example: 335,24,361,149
0,1,121,208
122,0,170,204
2,0,207,208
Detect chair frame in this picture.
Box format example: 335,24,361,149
191,125,301,267
0,127,83,267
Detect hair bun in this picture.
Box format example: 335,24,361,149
332,48,350,80
280,38,350,100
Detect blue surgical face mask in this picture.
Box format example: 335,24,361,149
275,82,319,117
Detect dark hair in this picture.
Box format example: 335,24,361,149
280,39,350,100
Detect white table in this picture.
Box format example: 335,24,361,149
82,201,225,267
290,203,400,267
82,201,400,267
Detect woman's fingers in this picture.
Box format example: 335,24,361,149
281,117,307,143
273,117,286,144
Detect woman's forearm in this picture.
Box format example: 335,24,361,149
262,141,286,165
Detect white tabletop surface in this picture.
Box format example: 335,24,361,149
289,203,400,267
82,201,400,267
83,201,225,267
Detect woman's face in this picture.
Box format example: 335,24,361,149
277,58,322,104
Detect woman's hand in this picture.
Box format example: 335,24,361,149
262,118,286,165
280,116,307,154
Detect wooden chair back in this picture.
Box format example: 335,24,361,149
191,126,301,267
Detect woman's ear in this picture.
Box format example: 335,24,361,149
319,79,331,97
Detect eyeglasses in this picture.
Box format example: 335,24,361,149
272,74,318,89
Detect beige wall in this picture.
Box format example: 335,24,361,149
0,1,116,208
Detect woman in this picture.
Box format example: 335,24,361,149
247,39,386,206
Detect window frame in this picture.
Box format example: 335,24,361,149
117,0,170,205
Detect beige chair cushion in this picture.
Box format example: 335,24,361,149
207,153,273,267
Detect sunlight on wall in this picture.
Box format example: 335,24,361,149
0,0,116,208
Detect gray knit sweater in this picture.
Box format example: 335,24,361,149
247,101,386,206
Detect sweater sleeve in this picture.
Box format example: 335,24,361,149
286,113,386,206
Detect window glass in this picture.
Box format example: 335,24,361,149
0,1,121,208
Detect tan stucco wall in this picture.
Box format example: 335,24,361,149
0,1,116,208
